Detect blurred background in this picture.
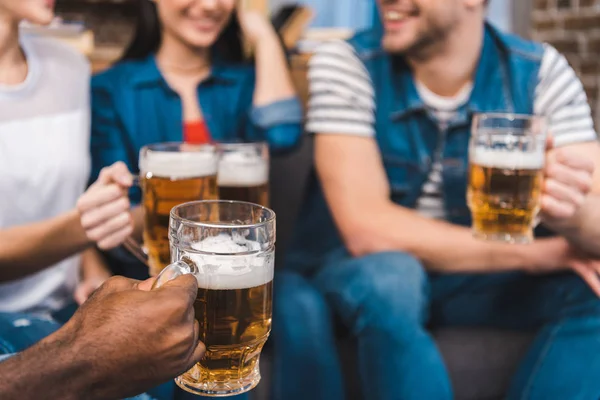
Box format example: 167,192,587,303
38,0,598,139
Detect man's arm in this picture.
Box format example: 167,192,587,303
0,327,93,400
532,45,600,255
316,135,563,273
0,275,204,400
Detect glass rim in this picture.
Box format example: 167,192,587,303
473,112,547,123
170,200,276,230
216,141,269,149
142,141,217,153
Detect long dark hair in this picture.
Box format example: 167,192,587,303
120,0,245,64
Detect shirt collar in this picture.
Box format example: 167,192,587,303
391,22,511,121
130,54,242,88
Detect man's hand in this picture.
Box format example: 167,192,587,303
77,162,134,250
62,275,203,399
541,146,595,222
0,275,203,400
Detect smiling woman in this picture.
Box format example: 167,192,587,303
90,0,303,279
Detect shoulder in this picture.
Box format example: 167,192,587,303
24,35,90,79
92,58,144,90
346,29,385,59
488,24,544,62
310,39,369,77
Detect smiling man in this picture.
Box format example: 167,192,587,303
273,1,600,399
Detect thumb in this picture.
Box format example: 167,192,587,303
98,276,141,295
98,162,133,187
136,277,157,292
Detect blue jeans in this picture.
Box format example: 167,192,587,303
273,251,600,400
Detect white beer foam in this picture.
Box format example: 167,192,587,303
141,151,217,179
218,151,268,187
188,234,274,290
471,149,545,170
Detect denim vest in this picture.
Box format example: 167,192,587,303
287,24,546,274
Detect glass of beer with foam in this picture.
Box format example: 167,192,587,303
468,113,547,244
153,200,275,397
217,142,270,207
138,143,218,276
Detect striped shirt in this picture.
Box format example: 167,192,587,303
306,40,598,220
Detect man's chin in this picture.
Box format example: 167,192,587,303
381,35,411,54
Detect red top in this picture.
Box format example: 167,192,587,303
184,120,212,144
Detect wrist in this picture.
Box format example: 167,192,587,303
67,209,93,248
252,31,282,52
520,238,570,272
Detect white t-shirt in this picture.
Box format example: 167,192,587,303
0,36,91,315
306,40,597,219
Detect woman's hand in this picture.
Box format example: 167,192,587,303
237,10,278,47
77,162,134,250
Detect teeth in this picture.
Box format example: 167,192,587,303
386,11,407,21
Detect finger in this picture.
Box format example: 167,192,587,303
571,261,600,298
545,133,554,152
86,211,132,243
81,197,130,230
546,161,594,194
541,194,576,219
97,224,134,250
98,162,134,187
96,276,140,295
136,277,157,292
555,150,596,174
157,274,199,305
544,178,586,208
189,321,206,364
78,184,126,214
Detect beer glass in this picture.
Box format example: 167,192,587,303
135,143,219,276
468,113,547,244
154,200,275,397
217,142,270,207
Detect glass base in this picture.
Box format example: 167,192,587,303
175,367,261,397
473,229,533,244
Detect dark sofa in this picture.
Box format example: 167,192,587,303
252,136,535,400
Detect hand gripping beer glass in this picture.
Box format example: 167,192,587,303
467,113,547,244
217,142,270,207
153,200,275,397
126,143,219,276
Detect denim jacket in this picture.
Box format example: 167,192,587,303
287,24,546,273
91,55,303,203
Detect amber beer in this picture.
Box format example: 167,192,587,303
217,143,269,207
179,236,274,395
468,151,544,243
141,149,218,275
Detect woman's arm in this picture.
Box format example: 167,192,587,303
238,11,304,151
0,163,134,283
238,11,296,106
0,211,89,282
